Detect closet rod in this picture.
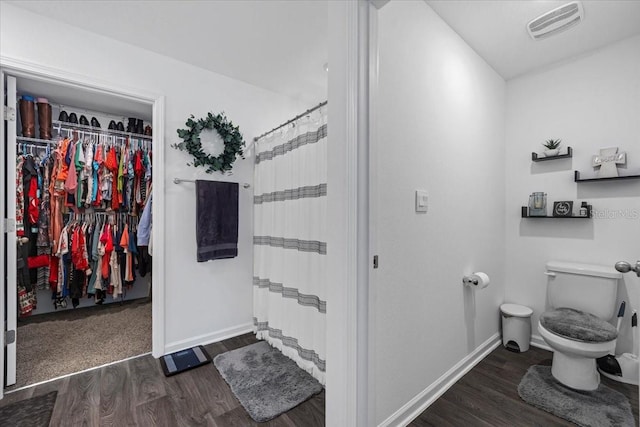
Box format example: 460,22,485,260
173,178,250,189
253,100,327,142
17,136,57,145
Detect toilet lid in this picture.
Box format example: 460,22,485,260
500,303,533,317
540,308,618,343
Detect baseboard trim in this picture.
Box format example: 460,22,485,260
164,322,254,354
378,332,501,427
530,334,552,352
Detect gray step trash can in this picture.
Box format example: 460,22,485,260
500,303,533,353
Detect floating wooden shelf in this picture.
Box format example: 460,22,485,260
521,205,592,219
574,170,640,182
532,147,573,162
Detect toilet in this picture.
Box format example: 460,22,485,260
538,261,622,390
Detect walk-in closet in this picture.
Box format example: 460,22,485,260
3,74,154,389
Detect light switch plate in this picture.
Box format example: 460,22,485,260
415,190,428,213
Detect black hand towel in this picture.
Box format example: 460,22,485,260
196,180,239,262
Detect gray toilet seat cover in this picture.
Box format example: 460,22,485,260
540,307,618,343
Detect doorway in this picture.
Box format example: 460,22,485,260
1,62,166,397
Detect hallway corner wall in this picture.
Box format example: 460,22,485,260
373,1,507,423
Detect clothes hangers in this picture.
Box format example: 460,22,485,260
45,142,51,160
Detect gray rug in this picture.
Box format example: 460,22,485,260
0,391,57,426
518,365,635,427
213,341,323,422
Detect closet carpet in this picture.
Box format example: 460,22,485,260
12,300,151,390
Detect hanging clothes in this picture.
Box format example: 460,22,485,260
74,140,85,208
15,123,152,315
92,143,103,207
37,155,53,248
85,141,94,207
64,142,78,206
120,226,133,283
87,220,102,297
100,223,113,281
25,157,40,226
16,155,25,236
23,155,41,286
55,138,71,185
109,224,123,297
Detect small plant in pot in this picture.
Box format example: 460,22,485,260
542,139,562,157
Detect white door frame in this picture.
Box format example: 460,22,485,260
367,2,381,426
4,74,18,388
0,69,6,400
326,1,377,425
0,56,166,396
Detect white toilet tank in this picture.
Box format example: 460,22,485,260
546,261,622,320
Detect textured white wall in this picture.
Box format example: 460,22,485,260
374,1,506,423
505,35,640,355
1,3,304,352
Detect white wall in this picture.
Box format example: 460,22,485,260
374,1,506,423
1,3,305,352
505,35,640,354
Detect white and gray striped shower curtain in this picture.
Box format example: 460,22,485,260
253,107,327,385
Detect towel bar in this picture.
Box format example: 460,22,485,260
173,177,250,189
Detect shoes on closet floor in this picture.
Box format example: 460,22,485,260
95,289,105,305
68,112,78,124
53,297,67,310
79,115,90,126
58,110,69,122
91,117,101,128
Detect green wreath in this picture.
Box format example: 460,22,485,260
173,112,245,173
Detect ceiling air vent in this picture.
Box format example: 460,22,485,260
527,1,584,40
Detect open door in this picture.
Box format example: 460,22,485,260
2,73,18,392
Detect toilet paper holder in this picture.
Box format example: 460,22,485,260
463,275,480,286
462,272,490,288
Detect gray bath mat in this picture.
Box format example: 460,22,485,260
213,341,323,422
518,365,635,427
0,391,57,427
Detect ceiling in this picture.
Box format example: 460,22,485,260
7,0,640,96
7,0,329,103
426,0,640,80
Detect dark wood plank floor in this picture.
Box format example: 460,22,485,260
411,345,639,426
0,333,325,426
4,336,637,426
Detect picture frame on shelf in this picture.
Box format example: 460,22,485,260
553,201,573,217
